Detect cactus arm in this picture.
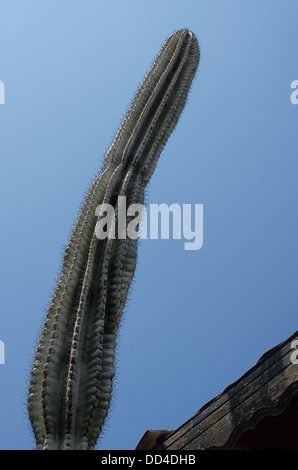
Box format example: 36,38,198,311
28,29,199,450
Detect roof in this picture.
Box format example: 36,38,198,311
136,330,298,450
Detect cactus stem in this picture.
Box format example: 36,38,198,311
28,29,200,450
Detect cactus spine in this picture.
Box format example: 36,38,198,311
28,29,200,450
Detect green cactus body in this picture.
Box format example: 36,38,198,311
28,29,200,450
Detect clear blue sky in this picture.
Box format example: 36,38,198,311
0,0,297,450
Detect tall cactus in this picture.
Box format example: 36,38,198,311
28,29,200,450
